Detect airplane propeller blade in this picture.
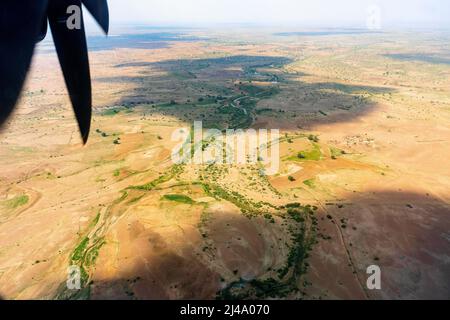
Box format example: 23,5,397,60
48,0,92,144
37,15,49,42
0,0,109,144
82,0,109,34
0,0,48,127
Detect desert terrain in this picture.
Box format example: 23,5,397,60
0,27,449,299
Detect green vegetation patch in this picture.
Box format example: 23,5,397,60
288,143,322,162
128,165,183,191
330,147,346,159
303,179,315,188
217,202,317,299
217,104,253,130
102,106,133,117
2,194,29,209
197,96,219,105
200,183,262,217
71,237,89,262
57,211,105,300
238,84,279,97
171,70,197,80
162,194,195,204
89,212,101,228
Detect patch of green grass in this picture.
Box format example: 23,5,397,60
308,135,320,143
89,212,101,228
238,84,265,96
113,169,120,177
162,194,194,204
102,107,123,116
303,179,315,188
330,147,345,159
71,237,89,262
288,143,322,162
128,165,183,191
2,194,29,209
126,195,144,205
197,96,218,105
200,183,261,217
239,84,280,98
59,211,106,300
84,237,106,267
171,70,197,80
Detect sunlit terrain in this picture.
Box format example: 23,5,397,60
1,26,449,299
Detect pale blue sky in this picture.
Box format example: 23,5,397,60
98,0,449,28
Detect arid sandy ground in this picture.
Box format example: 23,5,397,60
0,28,449,299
